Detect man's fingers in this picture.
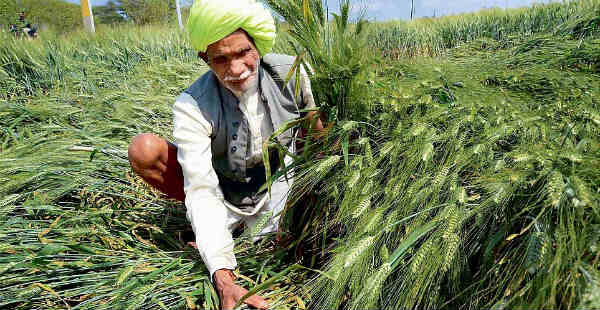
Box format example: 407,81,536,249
219,290,236,310
220,283,269,310
221,297,236,310
242,292,269,309
233,285,269,309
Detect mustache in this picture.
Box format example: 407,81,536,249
223,69,256,82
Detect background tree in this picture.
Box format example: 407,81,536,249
120,0,175,25
93,0,126,25
24,0,81,31
2,0,194,32
1,0,81,32
0,1,18,29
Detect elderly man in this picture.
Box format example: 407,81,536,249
127,0,322,309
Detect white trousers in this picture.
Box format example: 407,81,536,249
223,149,294,242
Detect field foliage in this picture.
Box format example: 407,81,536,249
0,0,82,33
371,0,600,57
1,0,599,309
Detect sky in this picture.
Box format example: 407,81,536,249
327,0,557,21
67,0,558,21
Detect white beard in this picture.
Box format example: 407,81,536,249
228,75,258,99
217,60,260,99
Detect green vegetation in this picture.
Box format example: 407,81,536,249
293,35,600,310
119,0,189,25
0,0,190,32
93,1,127,25
264,0,371,120
370,0,600,57
0,0,81,32
1,0,599,309
0,25,308,309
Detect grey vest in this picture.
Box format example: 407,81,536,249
184,54,307,208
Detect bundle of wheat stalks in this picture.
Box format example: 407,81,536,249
267,1,600,309
1,0,599,309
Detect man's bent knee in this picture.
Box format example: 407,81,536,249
128,133,165,174
127,133,185,201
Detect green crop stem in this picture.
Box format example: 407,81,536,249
1,0,600,309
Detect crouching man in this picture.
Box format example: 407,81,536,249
127,0,322,309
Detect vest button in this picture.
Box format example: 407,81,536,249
231,146,237,153
232,134,238,140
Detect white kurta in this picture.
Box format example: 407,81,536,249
172,68,315,280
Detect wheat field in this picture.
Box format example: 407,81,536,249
1,0,599,309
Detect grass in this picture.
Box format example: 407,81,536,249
265,0,372,121
1,0,600,309
297,33,600,309
269,1,600,309
0,24,309,309
370,0,600,58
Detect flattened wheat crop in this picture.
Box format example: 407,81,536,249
267,1,600,309
0,25,308,310
371,0,600,58
1,0,600,309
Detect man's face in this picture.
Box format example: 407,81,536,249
205,30,260,97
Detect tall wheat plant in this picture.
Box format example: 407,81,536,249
265,1,600,309
264,0,372,121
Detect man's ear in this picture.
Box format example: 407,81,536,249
198,51,208,63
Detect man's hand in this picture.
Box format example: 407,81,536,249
213,269,269,310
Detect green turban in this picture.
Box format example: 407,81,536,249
187,0,277,57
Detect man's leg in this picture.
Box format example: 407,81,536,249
128,133,186,202
128,135,268,309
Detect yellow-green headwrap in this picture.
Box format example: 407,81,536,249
187,0,276,57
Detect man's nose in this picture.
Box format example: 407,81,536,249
228,58,246,77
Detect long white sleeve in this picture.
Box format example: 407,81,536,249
172,93,237,280
300,64,316,110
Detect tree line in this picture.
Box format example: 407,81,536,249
1,0,191,33
95,0,192,25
